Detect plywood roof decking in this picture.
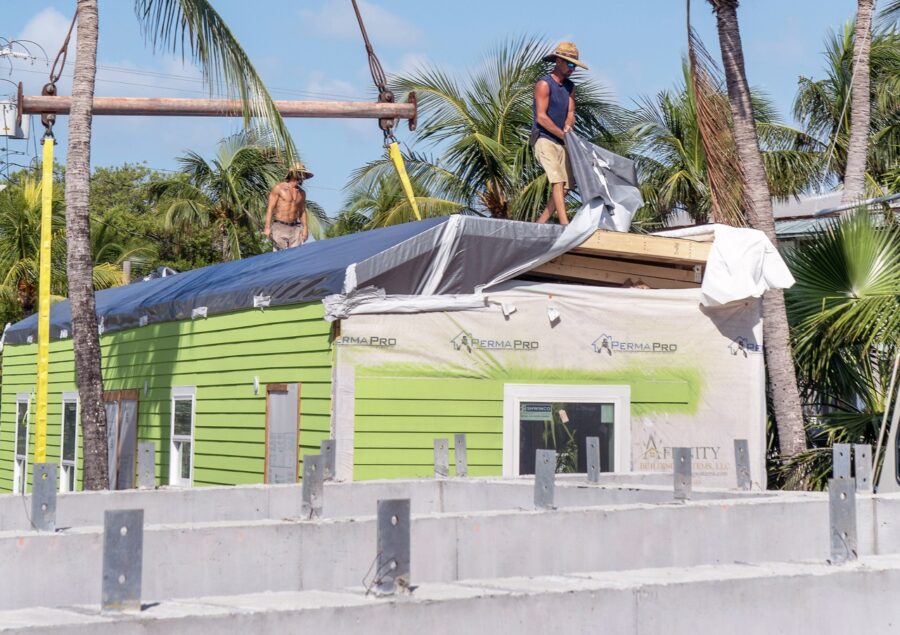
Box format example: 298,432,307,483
530,230,710,289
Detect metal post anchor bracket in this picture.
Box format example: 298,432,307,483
833,443,851,479
828,478,858,564
434,438,449,478
374,499,411,596
301,455,324,519
534,449,557,510
137,442,155,489
734,439,751,491
454,434,468,477
31,463,57,532
674,447,692,501
586,437,601,483
853,444,872,492
102,509,144,613
320,440,336,482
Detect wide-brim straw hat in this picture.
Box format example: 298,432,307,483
543,42,589,70
287,162,314,179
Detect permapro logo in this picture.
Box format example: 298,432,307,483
591,333,678,355
336,335,397,347
450,331,539,352
728,336,763,357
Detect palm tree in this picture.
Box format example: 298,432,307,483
707,0,807,459
352,37,626,222
843,0,876,203
340,170,468,230
65,0,299,489
150,133,326,260
0,177,127,323
779,211,900,489
630,62,822,230
794,23,900,195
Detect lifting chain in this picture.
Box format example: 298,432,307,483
350,0,398,144
40,8,77,138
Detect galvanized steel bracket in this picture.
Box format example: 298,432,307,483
674,447,692,501
828,478,857,564
586,436,601,483
320,440,336,481
434,438,449,478
31,463,57,532
301,454,324,519
534,449,556,510
137,442,155,489
833,443,851,479
853,444,872,492
375,498,411,596
101,509,144,613
734,439,751,491
454,433,468,477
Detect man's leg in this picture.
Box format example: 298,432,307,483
536,191,556,224
552,182,569,225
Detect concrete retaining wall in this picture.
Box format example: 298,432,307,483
3,493,898,611
4,555,900,634
0,475,753,531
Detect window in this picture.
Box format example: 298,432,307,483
169,387,196,486
503,384,631,477
13,394,30,494
59,392,79,492
103,390,139,490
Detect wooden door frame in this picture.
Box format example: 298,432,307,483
264,383,302,483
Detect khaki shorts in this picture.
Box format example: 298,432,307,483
534,137,574,189
271,222,304,251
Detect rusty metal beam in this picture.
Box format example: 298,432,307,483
18,90,417,129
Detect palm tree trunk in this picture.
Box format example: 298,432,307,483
709,0,807,458
66,0,108,489
843,0,874,203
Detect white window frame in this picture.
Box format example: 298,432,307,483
13,393,31,494
59,392,80,493
502,384,631,477
169,386,196,487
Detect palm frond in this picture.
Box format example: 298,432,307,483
134,0,297,161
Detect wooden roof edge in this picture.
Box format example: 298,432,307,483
571,230,711,265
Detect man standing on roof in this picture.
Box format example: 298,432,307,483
532,42,588,226
264,162,312,250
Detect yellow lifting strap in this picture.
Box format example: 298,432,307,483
387,141,421,221
34,137,54,464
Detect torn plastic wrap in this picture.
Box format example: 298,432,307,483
565,132,643,232
656,224,796,306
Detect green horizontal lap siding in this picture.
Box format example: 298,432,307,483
0,303,333,492
352,377,691,480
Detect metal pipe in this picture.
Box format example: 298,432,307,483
19,93,416,122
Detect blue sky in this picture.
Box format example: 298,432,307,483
4,1,858,215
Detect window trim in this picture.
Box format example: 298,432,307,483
169,386,196,486
13,393,31,494
59,391,79,493
502,384,631,477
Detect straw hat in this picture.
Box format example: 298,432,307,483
287,162,314,180
543,42,589,70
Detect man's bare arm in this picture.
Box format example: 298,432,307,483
299,192,309,243
534,80,566,141
264,186,279,237
564,88,576,134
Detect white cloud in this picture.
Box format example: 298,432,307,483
17,7,76,59
396,53,431,75
298,0,423,47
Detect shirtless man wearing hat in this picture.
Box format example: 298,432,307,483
532,42,589,225
264,162,312,250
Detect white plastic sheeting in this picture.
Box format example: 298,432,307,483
656,224,796,306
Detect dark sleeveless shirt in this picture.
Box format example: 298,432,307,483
532,74,574,145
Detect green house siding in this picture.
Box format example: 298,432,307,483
0,303,332,492
352,374,696,480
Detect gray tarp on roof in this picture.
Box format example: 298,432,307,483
4,216,566,346
565,132,643,232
